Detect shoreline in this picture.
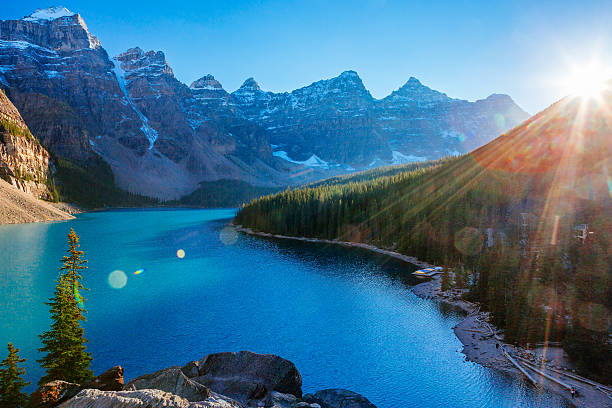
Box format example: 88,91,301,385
0,178,77,225
234,224,612,408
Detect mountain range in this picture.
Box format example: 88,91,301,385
0,6,529,204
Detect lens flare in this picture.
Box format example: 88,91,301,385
108,270,127,289
454,227,483,256
220,226,239,245
576,302,610,332
493,113,506,129
176,249,185,259
134,269,145,275
73,282,83,308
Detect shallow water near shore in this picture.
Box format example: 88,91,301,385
0,209,568,407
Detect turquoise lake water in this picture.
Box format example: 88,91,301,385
0,209,568,407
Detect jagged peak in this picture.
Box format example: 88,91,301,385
23,6,76,22
114,47,173,77
16,7,100,50
303,70,365,89
115,47,167,64
399,76,426,89
483,93,513,102
191,74,224,90
239,77,261,91
116,47,145,59
339,70,359,79
386,76,450,102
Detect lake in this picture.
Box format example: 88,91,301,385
0,209,568,407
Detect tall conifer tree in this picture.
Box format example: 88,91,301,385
0,343,30,408
38,229,93,385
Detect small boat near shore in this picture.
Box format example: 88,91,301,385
412,267,443,277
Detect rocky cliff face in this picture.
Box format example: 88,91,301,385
0,88,53,199
0,7,530,201
0,8,286,200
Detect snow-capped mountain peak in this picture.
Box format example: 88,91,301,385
239,77,261,91
386,76,450,103
114,47,174,78
191,74,224,90
23,6,76,22
339,70,359,78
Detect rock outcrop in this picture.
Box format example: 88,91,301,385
191,351,303,404
0,88,53,199
28,380,80,408
59,388,239,408
81,366,125,391
126,367,212,402
303,389,377,408
42,352,372,408
28,366,126,407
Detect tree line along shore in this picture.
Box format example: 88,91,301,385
234,153,612,384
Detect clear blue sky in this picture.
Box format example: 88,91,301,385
4,1,612,113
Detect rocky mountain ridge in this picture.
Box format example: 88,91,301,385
227,72,529,168
0,6,529,203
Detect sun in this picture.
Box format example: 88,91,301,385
562,61,611,98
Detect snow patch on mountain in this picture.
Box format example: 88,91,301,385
273,151,335,168
111,58,158,149
23,7,76,21
391,151,427,164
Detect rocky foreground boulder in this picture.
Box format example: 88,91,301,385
192,351,303,402
37,351,375,408
303,389,377,408
29,366,124,407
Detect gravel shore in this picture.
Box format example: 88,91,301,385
0,178,75,224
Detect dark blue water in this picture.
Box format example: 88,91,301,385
0,209,568,407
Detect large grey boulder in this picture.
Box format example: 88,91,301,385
191,351,302,405
303,389,376,408
59,388,240,407
125,367,211,402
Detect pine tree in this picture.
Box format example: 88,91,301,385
0,343,30,408
440,268,452,291
38,229,93,385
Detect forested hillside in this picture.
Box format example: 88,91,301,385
236,92,612,381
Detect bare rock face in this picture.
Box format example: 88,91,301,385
82,366,125,391
191,351,302,405
125,367,212,402
59,388,240,408
0,8,119,163
0,88,53,199
28,380,81,408
27,367,126,408
303,389,377,408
